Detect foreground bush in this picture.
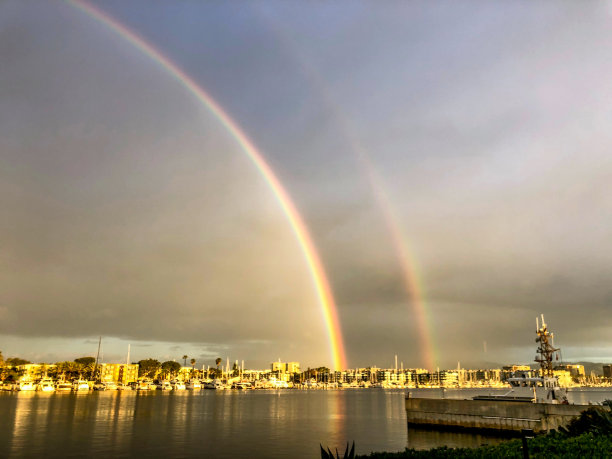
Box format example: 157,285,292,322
358,433,612,458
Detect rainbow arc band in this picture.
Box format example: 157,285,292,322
254,17,437,370
66,0,347,371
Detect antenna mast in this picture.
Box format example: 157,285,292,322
534,315,558,377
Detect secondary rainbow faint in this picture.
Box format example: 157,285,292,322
65,0,347,371
254,8,437,370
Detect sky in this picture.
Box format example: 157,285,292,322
1,0,612,370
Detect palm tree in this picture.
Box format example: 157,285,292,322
190,358,196,369
182,355,188,367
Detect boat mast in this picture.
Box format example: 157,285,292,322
95,336,102,380
534,315,559,377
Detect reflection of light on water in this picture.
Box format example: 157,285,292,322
90,391,139,454
9,392,34,456
9,392,54,456
327,391,346,449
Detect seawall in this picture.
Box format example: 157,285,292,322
405,396,591,434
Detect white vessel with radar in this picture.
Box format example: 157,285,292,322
405,315,591,434
473,314,568,404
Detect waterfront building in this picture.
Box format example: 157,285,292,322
604,365,612,379
270,361,300,382
474,369,501,382
502,365,531,372
501,365,536,381
16,364,57,379
99,363,138,384
271,361,300,374
439,370,459,387
552,369,574,387
554,364,585,378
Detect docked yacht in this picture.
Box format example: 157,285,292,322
103,381,118,390
186,380,201,390
406,315,585,434
93,381,106,391
231,381,252,390
136,380,153,391
38,378,55,392
171,380,186,390
72,380,90,391
155,380,173,391
15,379,36,391
472,315,568,404
203,379,225,390
56,381,72,392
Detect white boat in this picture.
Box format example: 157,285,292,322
72,380,90,391
171,380,186,391
15,379,36,391
93,382,106,391
272,380,289,389
116,383,132,391
186,380,201,390
136,380,152,391
231,381,252,390
472,315,568,404
56,381,72,392
253,380,269,389
203,379,225,390
155,380,173,391
38,378,55,392
406,315,584,435
103,381,118,390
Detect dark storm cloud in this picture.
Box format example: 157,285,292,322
2,0,612,368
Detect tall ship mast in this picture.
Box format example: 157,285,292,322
535,314,559,378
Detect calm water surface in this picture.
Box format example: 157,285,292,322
1,388,610,458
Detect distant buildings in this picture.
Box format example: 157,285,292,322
99,363,138,384
555,364,585,378
17,364,57,379
603,365,612,379
270,361,301,382
271,361,300,374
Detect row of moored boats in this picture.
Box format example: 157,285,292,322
1,378,258,392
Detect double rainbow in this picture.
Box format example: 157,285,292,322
252,12,437,370
66,0,347,370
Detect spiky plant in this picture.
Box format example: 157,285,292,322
320,441,355,459
559,407,612,436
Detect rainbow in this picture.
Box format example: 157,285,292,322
364,167,438,371
253,13,437,369
65,0,347,370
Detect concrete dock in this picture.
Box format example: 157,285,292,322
405,396,591,434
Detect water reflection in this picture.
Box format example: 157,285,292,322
0,390,408,458
1,388,610,458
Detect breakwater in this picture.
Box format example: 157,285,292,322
405,396,591,433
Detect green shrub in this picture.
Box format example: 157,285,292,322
357,431,612,458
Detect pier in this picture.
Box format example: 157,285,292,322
405,396,592,434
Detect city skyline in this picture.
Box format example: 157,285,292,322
2,1,612,369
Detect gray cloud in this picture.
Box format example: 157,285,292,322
2,0,612,369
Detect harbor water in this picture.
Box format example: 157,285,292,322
1,388,610,458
